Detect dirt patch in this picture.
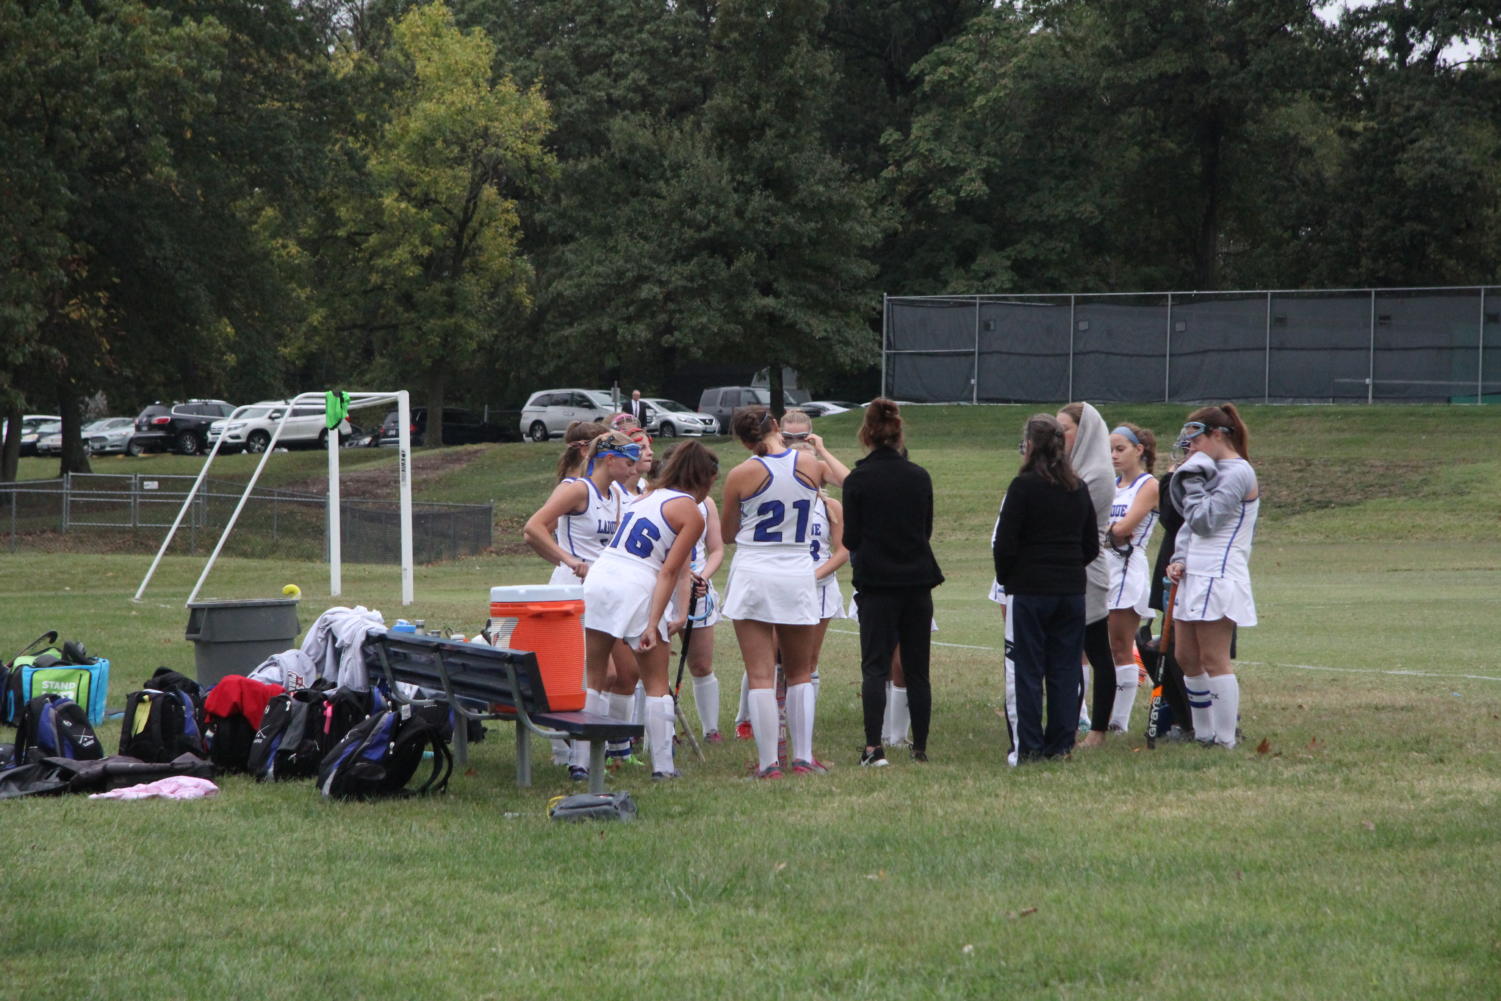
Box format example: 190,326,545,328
283,446,488,500
1257,457,1434,519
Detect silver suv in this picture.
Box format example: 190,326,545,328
518,389,615,442
208,400,327,454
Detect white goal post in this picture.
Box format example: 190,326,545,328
132,390,414,607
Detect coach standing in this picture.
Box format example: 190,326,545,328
843,398,944,767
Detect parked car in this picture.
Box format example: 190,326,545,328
378,407,506,447
207,400,328,454
5,414,62,457
83,418,137,455
129,400,237,456
37,420,112,456
643,398,718,437
518,388,615,442
696,387,808,435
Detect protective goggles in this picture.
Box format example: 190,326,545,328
1174,421,1231,454
598,442,642,462
782,430,810,442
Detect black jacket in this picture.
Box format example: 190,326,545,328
992,472,1099,595
842,446,944,591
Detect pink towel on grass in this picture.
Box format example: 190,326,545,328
88,777,220,801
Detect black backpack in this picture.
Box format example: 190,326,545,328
15,695,105,763
322,686,384,752
118,689,206,762
247,689,329,781
317,708,451,801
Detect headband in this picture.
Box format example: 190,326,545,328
1111,426,1140,446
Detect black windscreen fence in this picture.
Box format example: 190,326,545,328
884,287,1501,404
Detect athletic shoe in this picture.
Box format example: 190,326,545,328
859,747,889,768
790,758,830,775
651,770,682,781
734,721,753,740
910,748,928,763
754,765,784,780
1163,725,1195,743
705,730,724,744
607,753,648,771
568,766,589,782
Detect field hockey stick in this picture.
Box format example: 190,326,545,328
1145,578,1178,749
671,587,706,762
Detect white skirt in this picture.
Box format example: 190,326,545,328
1174,573,1256,627
817,576,846,621
549,562,581,587
582,561,657,643
1107,550,1155,618
723,549,817,626
666,579,722,630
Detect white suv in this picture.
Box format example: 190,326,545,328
643,398,718,437
518,389,615,442
209,400,328,454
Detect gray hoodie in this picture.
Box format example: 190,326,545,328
1068,403,1114,624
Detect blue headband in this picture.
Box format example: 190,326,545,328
1111,426,1140,446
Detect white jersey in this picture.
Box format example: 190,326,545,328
595,488,693,575
734,449,819,553
1111,472,1158,548
808,496,832,570
1174,457,1259,582
555,477,622,564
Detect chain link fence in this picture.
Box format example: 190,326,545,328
0,473,491,563
883,286,1501,404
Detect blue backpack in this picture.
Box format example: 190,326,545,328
15,695,105,763
317,708,450,800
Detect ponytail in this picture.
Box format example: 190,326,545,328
1186,404,1250,460
557,421,608,480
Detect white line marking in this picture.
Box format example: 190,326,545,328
826,629,1501,682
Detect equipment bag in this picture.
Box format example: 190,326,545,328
118,689,206,762
15,695,105,763
247,689,328,781
3,631,60,726
317,707,451,801
548,791,638,823
320,686,384,754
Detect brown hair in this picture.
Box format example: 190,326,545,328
1115,421,1156,474
781,408,812,432
1020,414,1080,490
732,406,776,455
1059,403,1084,426
1186,403,1250,459
859,397,903,450
557,420,608,481
655,440,719,496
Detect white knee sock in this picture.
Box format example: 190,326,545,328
692,674,720,736
885,685,909,746
1109,665,1139,732
785,682,815,763
748,688,780,771
606,691,633,754
1183,673,1213,740
735,672,750,724
810,668,820,699
647,695,676,774
632,680,646,725
572,689,605,768
1079,663,1093,729
1207,674,1239,748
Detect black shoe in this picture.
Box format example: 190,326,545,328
910,748,928,763
568,766,589,782
859,747,889,768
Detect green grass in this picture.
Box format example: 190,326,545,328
3,406,1500,1000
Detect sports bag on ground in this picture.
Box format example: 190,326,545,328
247,689,329,781
3,633,110,726
15,695,105,763
548,791,637,823
118,689,206,762
317,707,452,800
0,752,214,801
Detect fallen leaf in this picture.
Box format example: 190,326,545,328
1234,870,1244,881
864,870,887,881
1007,906,1038,919
1361,820,1375,831
1308,737,1323,749
1255,738,1271,755
464,767,478,777
773,861,787,873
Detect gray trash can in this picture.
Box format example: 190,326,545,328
184,598,301,687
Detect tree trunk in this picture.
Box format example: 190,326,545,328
57,381,92,476
0,401,20,482
426,372,446,447
767,363,785,421
1193,115,1224,290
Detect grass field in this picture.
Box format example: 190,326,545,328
3,405,1499,1000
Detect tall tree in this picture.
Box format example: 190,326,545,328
307,1,555,444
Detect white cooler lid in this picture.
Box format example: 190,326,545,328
490,584,584,602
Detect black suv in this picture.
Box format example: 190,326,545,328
130,400,236,456
378,407,508,447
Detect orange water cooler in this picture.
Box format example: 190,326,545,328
488,584,586,711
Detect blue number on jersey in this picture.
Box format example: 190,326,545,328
809,539,821,562
624,517,659,559
752,498,814,543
